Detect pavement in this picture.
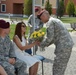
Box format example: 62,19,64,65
36,31,76,75
0,18,76,75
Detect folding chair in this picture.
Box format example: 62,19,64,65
33,55,45,75
25,49,45,75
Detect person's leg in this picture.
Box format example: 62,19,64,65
53,48,72,75
29,62,39,75
14,59,27,75
33,62,39,75
0,65,7,75
3,63,15,75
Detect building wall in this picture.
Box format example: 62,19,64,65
35,0,42,6
65,0,76,6
0,0,24,14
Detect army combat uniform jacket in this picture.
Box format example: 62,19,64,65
40,17,74,75
0,35,27,75
40,17,74,54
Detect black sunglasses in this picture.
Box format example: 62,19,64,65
21,25,26,27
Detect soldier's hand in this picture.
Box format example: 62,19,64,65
36,41,40,46
8,58,16,65
34,41,39,44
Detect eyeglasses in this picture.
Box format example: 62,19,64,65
21,25,26,27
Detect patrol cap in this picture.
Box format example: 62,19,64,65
0,20,10,29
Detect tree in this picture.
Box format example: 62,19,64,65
57,0,65,18
24,0,32,16
66,0,75,17
45,0,52,15
74,6,76,16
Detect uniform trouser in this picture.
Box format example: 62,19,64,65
53,47,72,75
2,59,27,75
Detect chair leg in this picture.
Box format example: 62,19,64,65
42,60,44,75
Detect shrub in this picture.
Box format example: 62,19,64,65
66,0,75,17
24,0,32,16
45,0,52,15
57,0,65,18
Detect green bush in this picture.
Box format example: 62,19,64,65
24,0,32,16
66,0,75,17
74,6,76,16
45,0,52,15
57,0,65,18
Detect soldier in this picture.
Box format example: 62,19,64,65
0,20,27,75
37,10,74,75
28,6,44,53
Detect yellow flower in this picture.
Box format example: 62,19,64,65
38,33,42,37
30,29,45,41
41,32,45,35
34,35,37,38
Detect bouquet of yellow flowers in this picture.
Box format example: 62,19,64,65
30,30,45,42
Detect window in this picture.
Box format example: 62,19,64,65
42,0,44,6
1,4,6,12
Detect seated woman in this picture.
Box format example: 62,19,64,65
13,22,40,75
0,65,7,75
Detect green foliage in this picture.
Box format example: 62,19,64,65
57,0,65,18
66,0,75,17
24,0,32,16
74,6,76,16
9,24,16,39
45,0,52,15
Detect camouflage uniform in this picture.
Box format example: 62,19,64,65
0,35,27,75
40,17,74,75
28,15,43,52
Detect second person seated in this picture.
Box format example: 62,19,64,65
13,22,40,75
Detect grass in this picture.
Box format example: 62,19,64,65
9,24,16,39
59,17,76,23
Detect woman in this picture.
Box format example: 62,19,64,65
13,22,40,75
0,65,7,75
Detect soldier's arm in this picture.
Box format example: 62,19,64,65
40,21,54,48
0,55,9,62
9,41,16,58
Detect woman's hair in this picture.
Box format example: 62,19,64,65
14,22,26,41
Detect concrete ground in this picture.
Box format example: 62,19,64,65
36,31,76,75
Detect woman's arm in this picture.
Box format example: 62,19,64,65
13,36,37,51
